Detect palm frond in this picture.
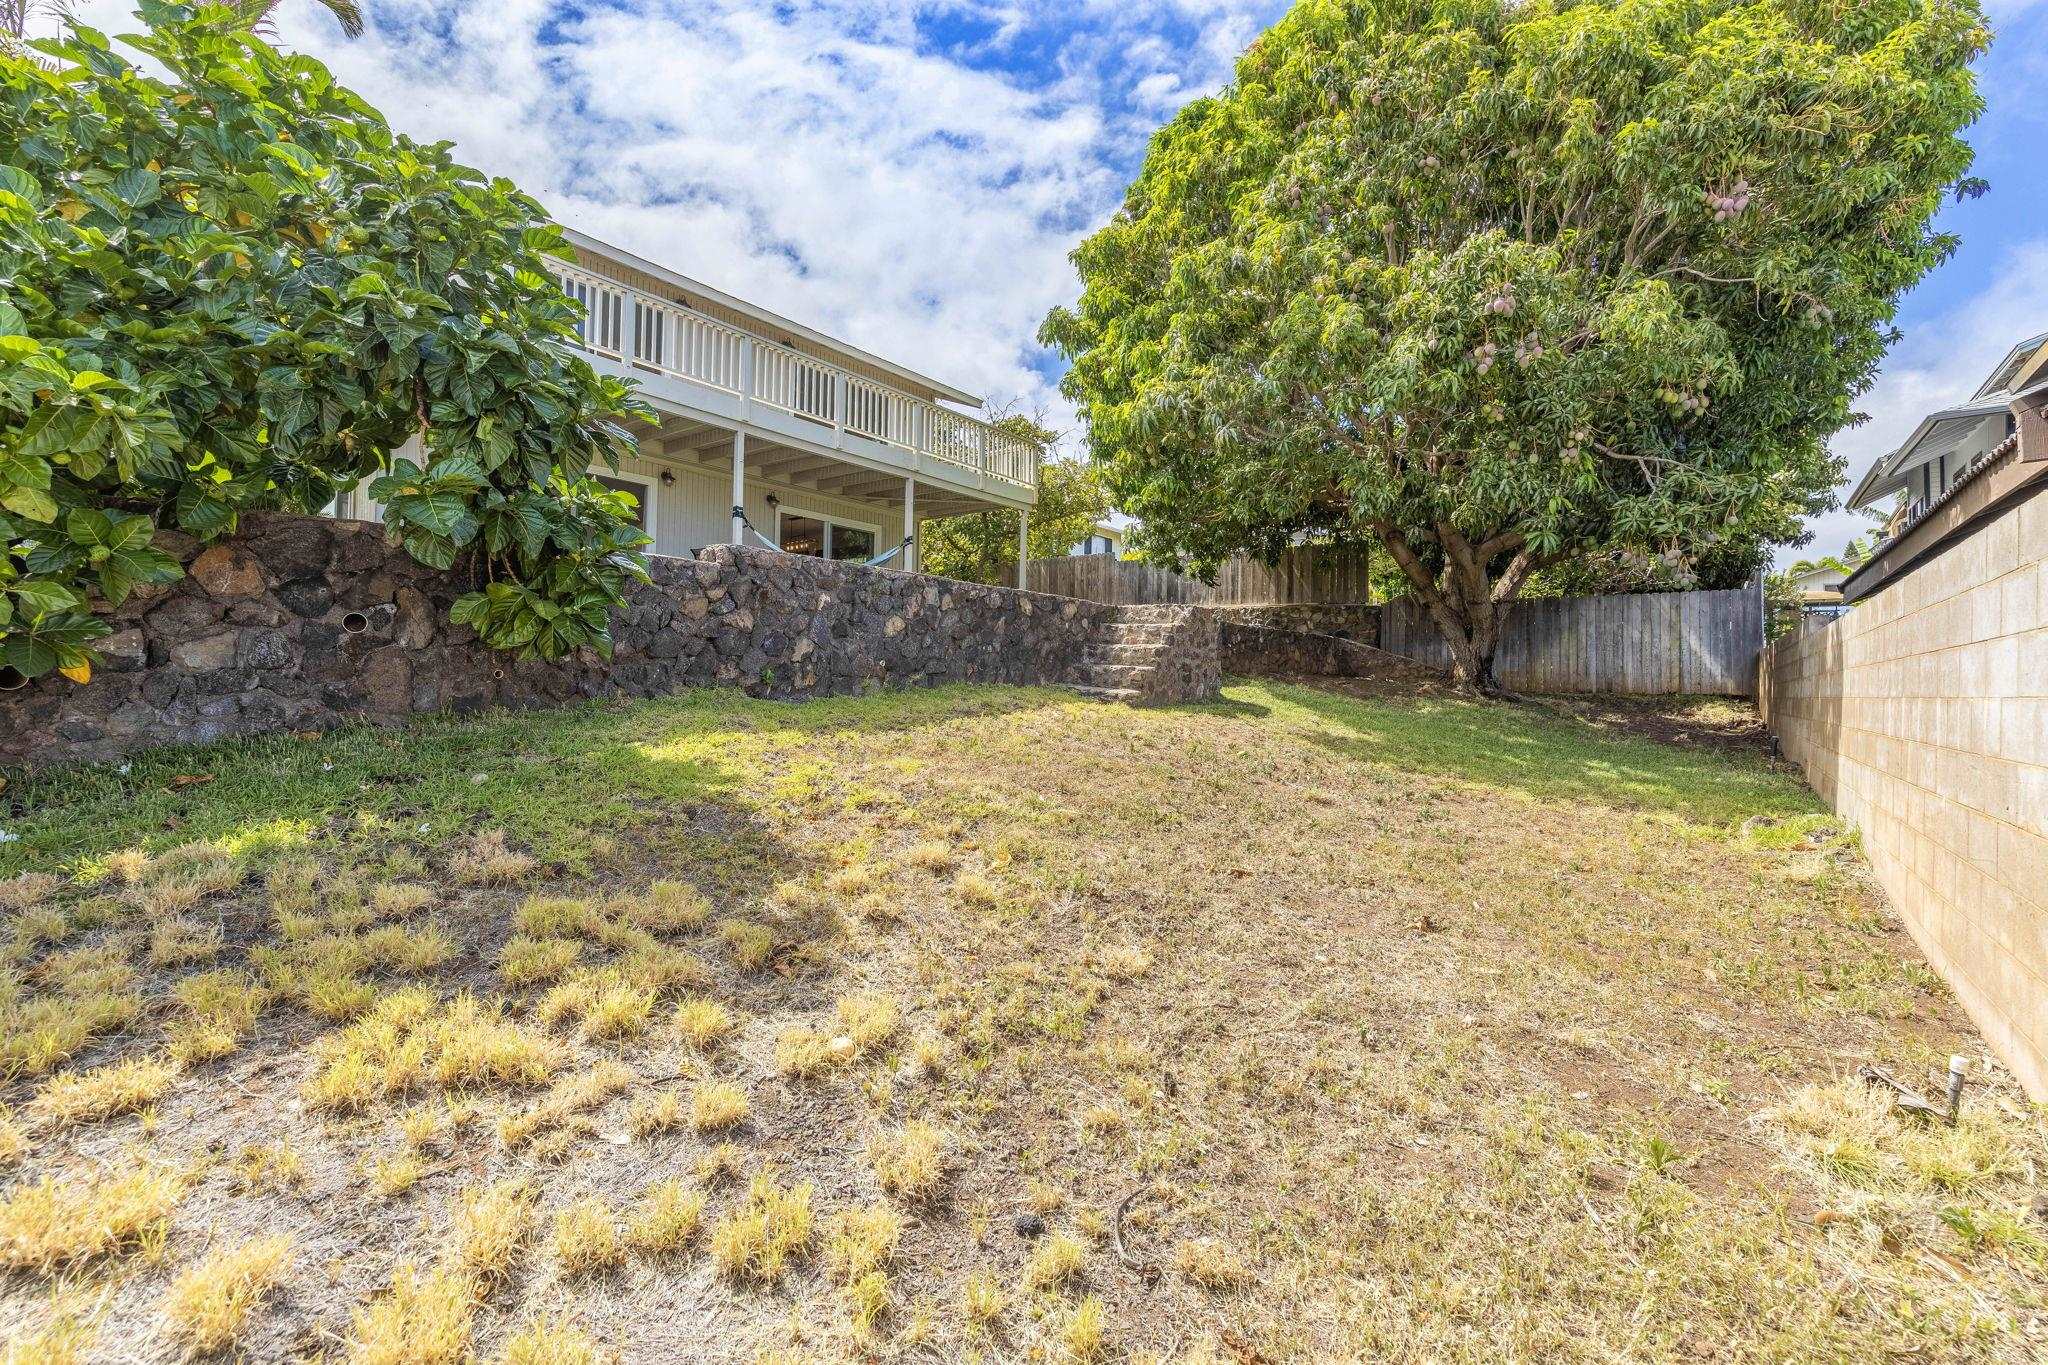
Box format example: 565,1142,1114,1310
232,0,367,41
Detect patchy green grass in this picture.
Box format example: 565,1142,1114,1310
1,680,2041,1362
0,686,1028,879
1234,680,1819,828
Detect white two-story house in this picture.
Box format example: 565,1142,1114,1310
331,229,1041,575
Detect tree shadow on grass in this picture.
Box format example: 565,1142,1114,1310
1,684,1075,876
1236,679,1821,829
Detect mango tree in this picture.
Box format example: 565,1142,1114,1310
1043,0,1988,690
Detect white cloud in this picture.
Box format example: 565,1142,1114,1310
39,0,1281,452
1779,238,2048,568
1130,70,1184,111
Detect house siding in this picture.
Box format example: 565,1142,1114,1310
332,444,907,563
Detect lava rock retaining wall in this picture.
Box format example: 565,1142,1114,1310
1219,622,1380,678
1209,603,1381,646
1,513,1132,769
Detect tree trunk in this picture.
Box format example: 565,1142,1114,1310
1371,521,1541,696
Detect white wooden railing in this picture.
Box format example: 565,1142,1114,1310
552,263,1039,488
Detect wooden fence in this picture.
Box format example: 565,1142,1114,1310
1025,546,1372,606
1378,581,1765,696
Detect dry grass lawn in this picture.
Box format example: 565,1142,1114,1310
0,678,2043,1362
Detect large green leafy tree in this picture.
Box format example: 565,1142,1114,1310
1043,0,1987,690
0,3,651,683
920,413,1106,585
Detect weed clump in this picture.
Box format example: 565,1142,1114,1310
449,1181,536,1285
303,989,558,1113
163,1235,294,1353
347,1263,478,1365
626,1180,706,1256
674,996,737,1051
0,1164,183,1272
691,1080,750,1133
710,1174,814,1284
34,1055,179,1127
450,831,536,886
872,1119,949,1203
1023,1232,1086,1293
552,1199,625,1276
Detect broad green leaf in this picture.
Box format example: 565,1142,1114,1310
0,450,52,491
111,167,161,207
8,581,80,616
65,508,117,550
0,165,41,209
0,486,58,524
0,634,58,678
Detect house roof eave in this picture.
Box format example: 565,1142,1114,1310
1971,331,2048,401
558,227,986,409
1846,399,2010,511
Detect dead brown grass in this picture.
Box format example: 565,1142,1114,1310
2,683,2041,1363
0,1163,182,1272
162,1234,295,1353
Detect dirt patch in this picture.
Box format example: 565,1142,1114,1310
1533,692,1777,756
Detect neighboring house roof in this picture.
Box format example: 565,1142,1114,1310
560,227,985,409
1846,330,2047,513
1840,431,2036,603
1847,400,2010,509
1972,331,2048,400
1785,564,1847,591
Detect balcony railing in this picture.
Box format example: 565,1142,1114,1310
553,264,1039,489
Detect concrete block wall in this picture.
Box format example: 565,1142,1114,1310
1760,493,2048,1097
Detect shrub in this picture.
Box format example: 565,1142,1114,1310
0,5,653,685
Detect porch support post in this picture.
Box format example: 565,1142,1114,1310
729,429,746,546
902,477,917,574
1017,509,1030,591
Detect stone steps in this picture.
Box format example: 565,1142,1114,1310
1065,684,1145,703
1066,603,1221,706
1091,625,1175,646
1081,643,1163,666
1072,661,1158,690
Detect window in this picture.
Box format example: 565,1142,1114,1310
833,526,876,561
777,508,880,562
781,515,825,557
593,471,656,540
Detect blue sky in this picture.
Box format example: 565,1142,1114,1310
50,1,2048,566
